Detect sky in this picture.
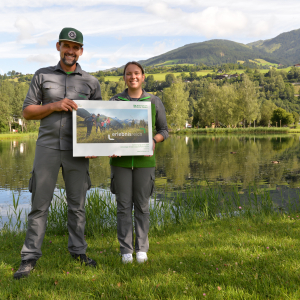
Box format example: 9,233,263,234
86,109,148,121
1,0,300,75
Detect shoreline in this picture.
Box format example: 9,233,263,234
171,127,299,135
0,132,38,140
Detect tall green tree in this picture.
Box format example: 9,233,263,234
165,74,175,87
196,83,221,126
237,74,260,126
260,100,277,126
163,79,189,129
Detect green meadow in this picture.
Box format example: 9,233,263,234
1,186,300,299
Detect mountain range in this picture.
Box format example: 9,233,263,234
138,28,300,67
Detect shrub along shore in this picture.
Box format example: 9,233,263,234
173,126,293,135
1,186,300,299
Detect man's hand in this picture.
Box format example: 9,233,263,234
52,98,78,112
85,156,98,159
23,98,78,120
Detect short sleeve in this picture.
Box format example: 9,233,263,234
22,72,42,110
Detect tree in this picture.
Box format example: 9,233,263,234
0,91,11,132
236,74,260,126
163,79,189,129
146,75,155,91
98,76,105,83
195,83,221,126
292,111,299,124
165,74,175,87
116,80,125,94
271,107,294,126
260,100,277,126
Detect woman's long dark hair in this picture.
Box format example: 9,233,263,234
123,61,145,76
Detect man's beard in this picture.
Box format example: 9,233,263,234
62,55,77,66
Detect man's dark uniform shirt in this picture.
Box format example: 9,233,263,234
23,62,102,149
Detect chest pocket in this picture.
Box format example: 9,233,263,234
43,83,63,102
74,85,91,99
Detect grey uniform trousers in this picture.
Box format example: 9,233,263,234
110,166,155,254
21,145,91,260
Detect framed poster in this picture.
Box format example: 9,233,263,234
72,100,153,157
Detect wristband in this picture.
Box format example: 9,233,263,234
153,138,157,144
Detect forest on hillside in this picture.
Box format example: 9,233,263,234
1,65,300,132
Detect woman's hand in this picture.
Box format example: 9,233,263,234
144,139,156,157
109,154,122,158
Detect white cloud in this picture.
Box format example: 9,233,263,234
153,41,167,55
14,17,34,41
145,4,249,38
37,33,57,47
1,0,300,73
26,54,57,65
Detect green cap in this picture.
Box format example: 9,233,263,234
59,27,83,46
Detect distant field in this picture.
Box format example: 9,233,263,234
104,71,215,82
104,76,123,82
237,58,279,67
154,60,195,67
103,67,292,82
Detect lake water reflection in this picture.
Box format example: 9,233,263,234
1,134,300,210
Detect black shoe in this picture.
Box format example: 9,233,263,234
71,253,97,267
13,259,37,279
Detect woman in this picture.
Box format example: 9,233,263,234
109,61,168,263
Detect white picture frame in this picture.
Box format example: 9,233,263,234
72,100,153,157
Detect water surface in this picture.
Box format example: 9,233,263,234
1,135,300,216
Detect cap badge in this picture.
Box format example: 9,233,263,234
68,31,76,39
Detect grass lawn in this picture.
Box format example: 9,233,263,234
1,214,300,299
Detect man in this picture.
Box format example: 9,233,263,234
95,113,101,133
14,27,102,279
85,113,95,137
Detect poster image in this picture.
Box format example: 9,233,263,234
72,100,153,157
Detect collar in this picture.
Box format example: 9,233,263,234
54,62,83,75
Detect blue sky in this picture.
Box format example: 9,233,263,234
1,0,300,75
87,109,148,121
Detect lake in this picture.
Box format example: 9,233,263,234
1,134,300,219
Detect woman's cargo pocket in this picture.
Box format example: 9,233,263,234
149,173,155,197
87,171,92,190
28,171,34,193
110,173,116,194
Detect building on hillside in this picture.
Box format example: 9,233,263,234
294,64,300,67
217,69,224,73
